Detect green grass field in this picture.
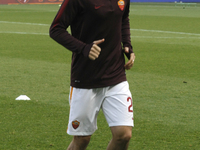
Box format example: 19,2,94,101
0,3,200,150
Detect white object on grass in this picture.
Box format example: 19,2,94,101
15,95,31,100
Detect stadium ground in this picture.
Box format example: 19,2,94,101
0,3,199,150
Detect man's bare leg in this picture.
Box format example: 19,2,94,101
67,135,91,150
107,126,132,150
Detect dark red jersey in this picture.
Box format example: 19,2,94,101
49,0,133,88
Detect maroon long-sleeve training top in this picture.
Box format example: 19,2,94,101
49,0,133,88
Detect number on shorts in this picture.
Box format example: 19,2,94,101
127,97,133,112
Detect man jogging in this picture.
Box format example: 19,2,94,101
49,0,135,149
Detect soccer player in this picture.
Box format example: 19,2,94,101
49,0,135,149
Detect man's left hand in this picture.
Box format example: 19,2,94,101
124,47,136,70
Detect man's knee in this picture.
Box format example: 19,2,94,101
111,126,132,144
116,131,132,143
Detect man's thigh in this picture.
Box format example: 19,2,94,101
67,87,104,136
102,81,134,127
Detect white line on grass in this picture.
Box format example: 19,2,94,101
131,36,200,39
131,29,200,36
0,10,57,13
1,31,200,39
1,21,200,38
0,31,48,35
0,21,49,26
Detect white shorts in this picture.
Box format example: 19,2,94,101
67,81,134,136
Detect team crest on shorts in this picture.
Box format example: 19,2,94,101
72,120,80,129
118,0,125,11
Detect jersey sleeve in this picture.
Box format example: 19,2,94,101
121,0,133,59
49,0,92,57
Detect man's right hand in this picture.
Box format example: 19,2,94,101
89,39,105,60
